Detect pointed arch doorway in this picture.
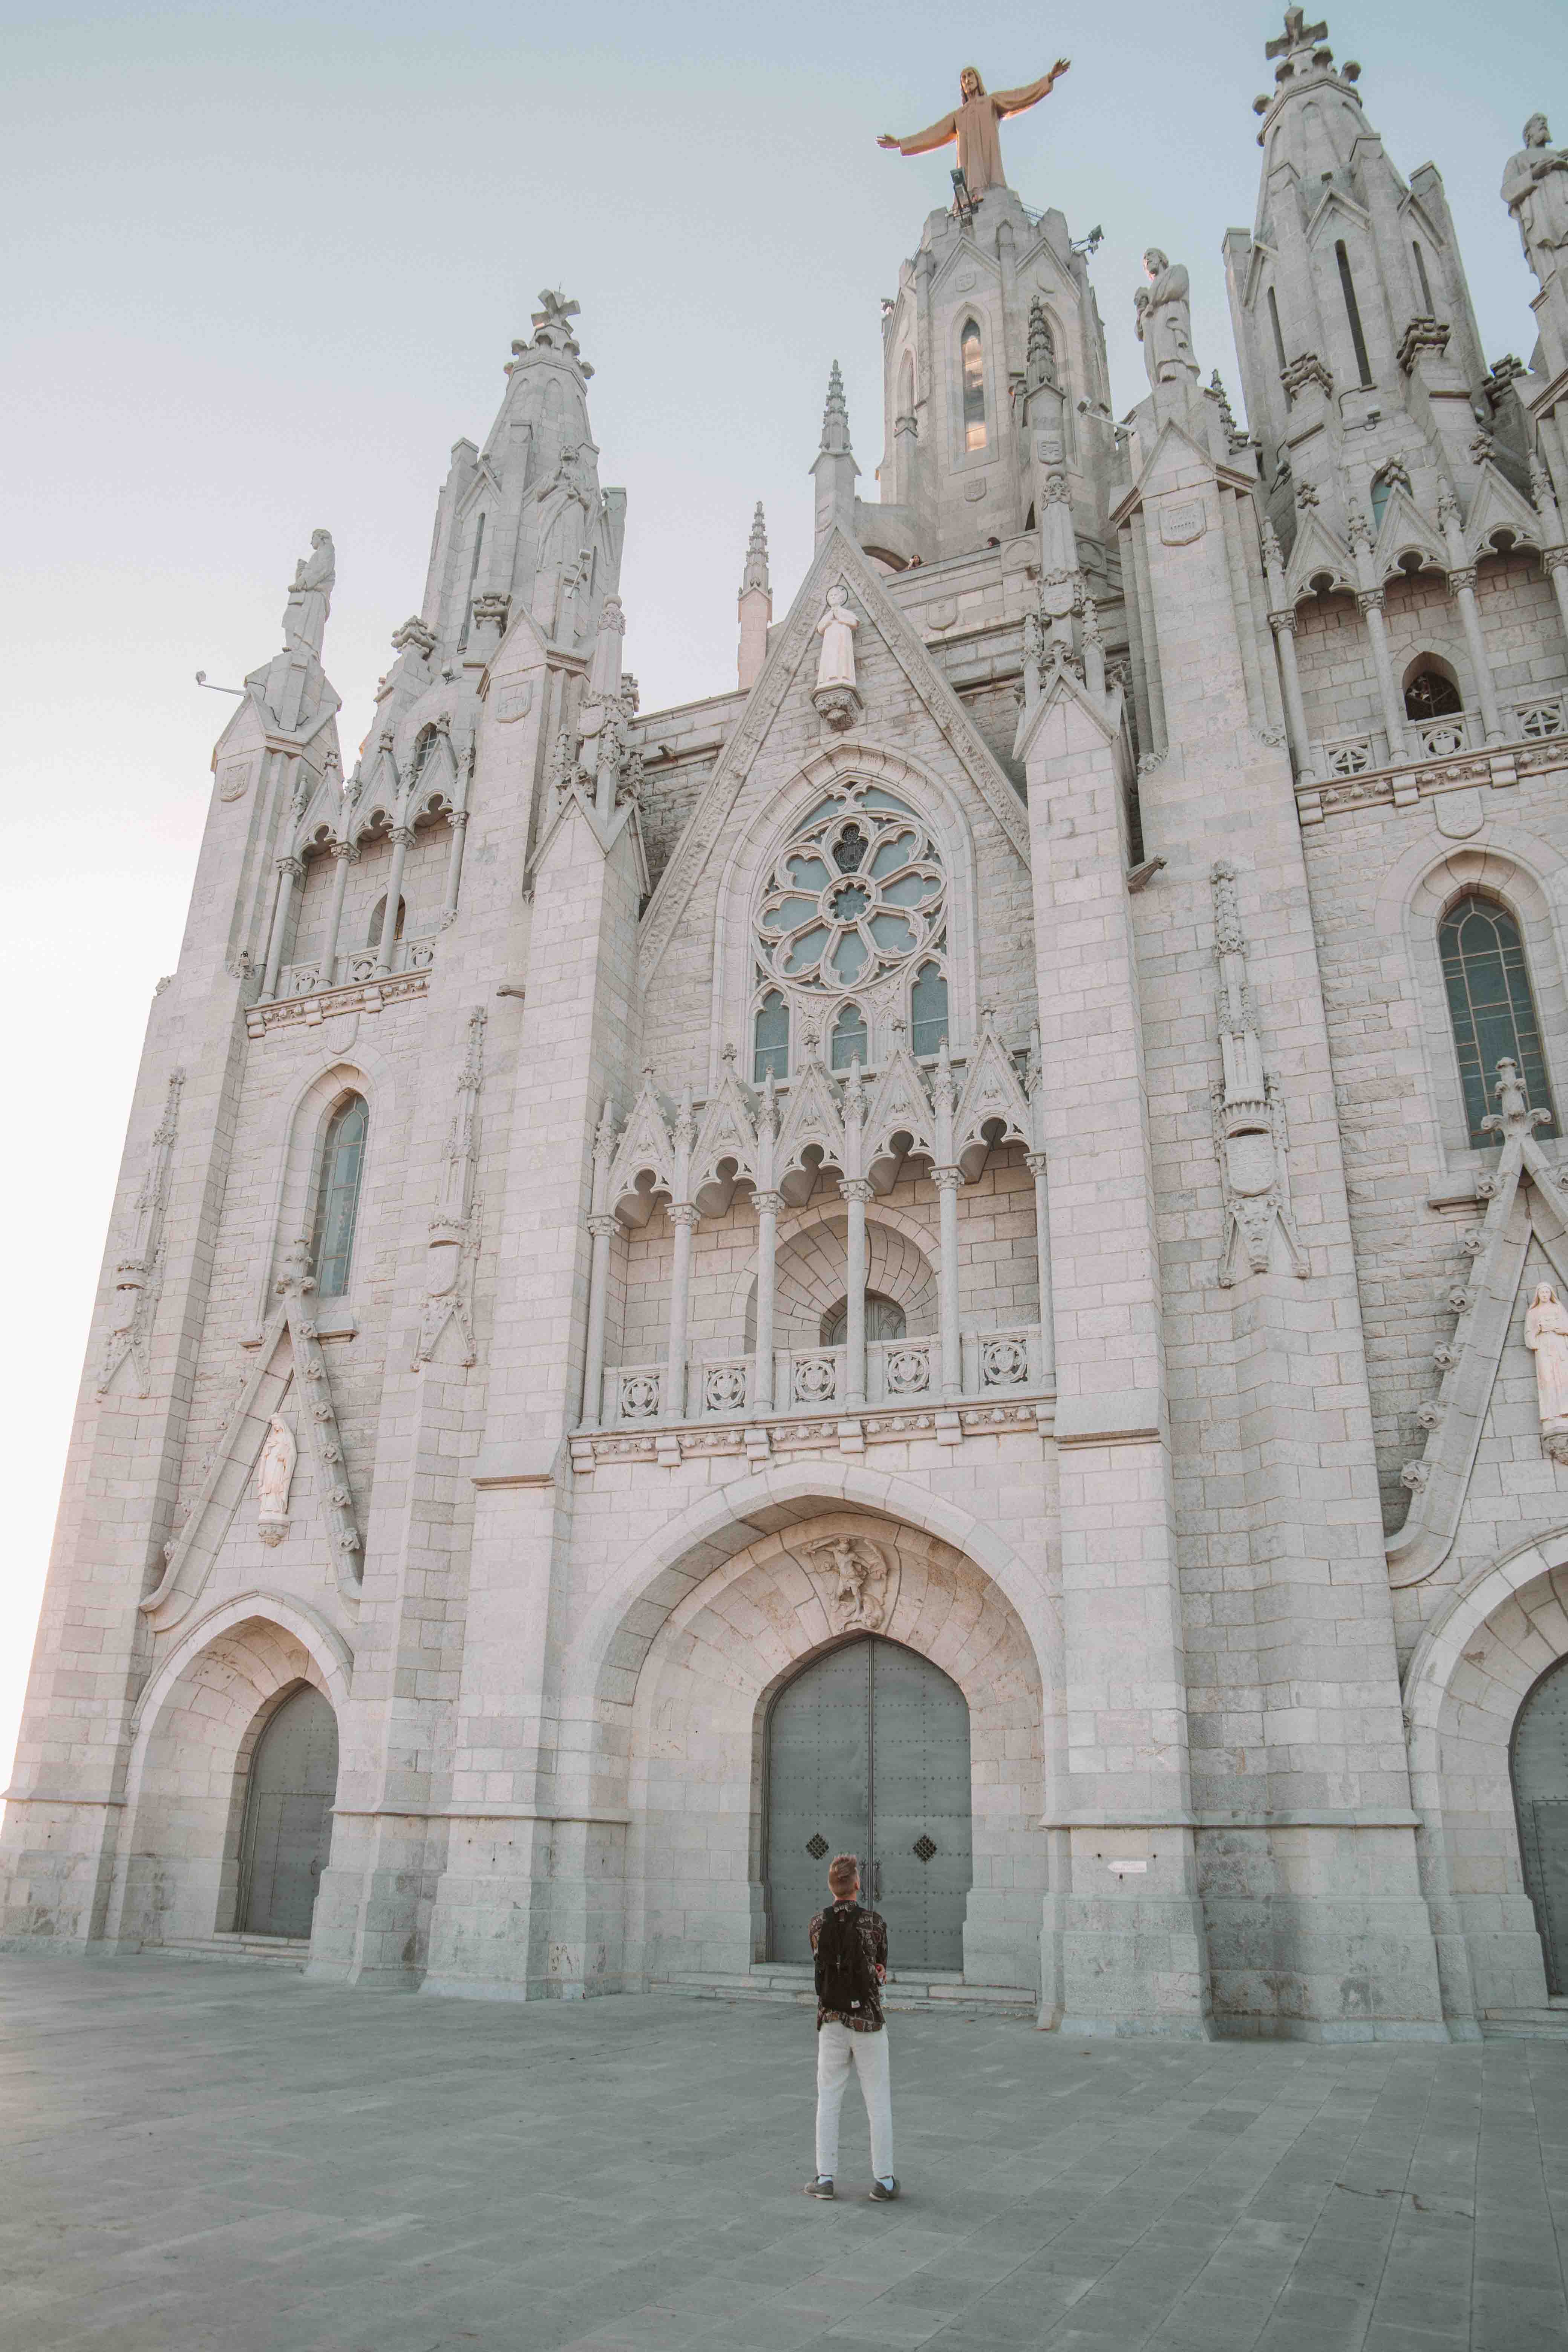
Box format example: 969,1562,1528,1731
1514,1653,1568,1994
238,1684,339,1938
764,1636,971,1971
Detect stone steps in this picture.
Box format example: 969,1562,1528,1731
142,1933,311,1971
1480,2002,1568,2040
664,1965,1039,2020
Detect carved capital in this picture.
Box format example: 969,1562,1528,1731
1448,565,1479,596
753,1190,786,1217
1356,588,1386,617
1267,607,1298,636
932,1165,963,1193
1545,545,1568,574
586,1213,620,1240
390,824,416,848
839,1178,874,1205
669,1203,700,1230
276,854,305,881
1025,1150,1048,1179
329,837,360,864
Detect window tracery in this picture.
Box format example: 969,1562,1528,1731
1439,895,1556,1149
312,1095,369,1298
960,320,987,452
752,783,948,1078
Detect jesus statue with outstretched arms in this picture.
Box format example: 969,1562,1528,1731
878,61,1071,200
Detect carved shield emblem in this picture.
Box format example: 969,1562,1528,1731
1225,1130,1276,1197
218,759,253,802
496,681,533,724
1159,500,1206,545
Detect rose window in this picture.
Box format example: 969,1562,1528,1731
756,787,944,994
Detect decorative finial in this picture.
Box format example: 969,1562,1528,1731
742,502,770,594
1025,298,1055,394
820,360,853,455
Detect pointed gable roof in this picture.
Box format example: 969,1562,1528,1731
636,523,1029,986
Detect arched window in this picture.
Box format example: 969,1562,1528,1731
821,1292,906,1348
1405,668,1462,722
830,1003,868,1070
1335,241,1374,389
960,321,986,452
312,1095,369,1297
1370,475,1393,531
368,894,406,949
409,726,438,784
1439,896,1556,1148
1412,240,1435,314
753,989,789,1084
1267,286,1288,377
910,962,948,1058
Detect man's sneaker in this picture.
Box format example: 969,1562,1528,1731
868,2177,900,2202
804,2176,835,2199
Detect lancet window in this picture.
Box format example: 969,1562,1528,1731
368,894,406,949
822,1293,906,1348
1335,242,1374,389
1439,896,1556,1148
830,1003,868,1070
910,962,949,1058
753,989,789,1084
960,321,986,452
312,1095,369,1298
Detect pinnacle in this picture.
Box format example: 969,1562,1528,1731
819,360,853,455
742,502,770,594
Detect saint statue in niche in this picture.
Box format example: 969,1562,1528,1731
878,61,1070,200
815,585,860,692
256,1413,297,1543
1525,1281,1568,1461
281,530,335,660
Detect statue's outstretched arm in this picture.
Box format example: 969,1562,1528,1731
879,108,958,156
990,61,1071,116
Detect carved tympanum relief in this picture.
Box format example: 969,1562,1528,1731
805,1533,897,1633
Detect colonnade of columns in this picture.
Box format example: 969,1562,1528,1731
1262,479,1568,789
256,783,470,1004
579,1146,1059,1430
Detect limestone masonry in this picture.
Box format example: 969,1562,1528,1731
9,12,1568,2040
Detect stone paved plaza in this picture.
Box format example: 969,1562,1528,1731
4,1956,1568,2352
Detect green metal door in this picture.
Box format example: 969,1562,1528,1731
1513,1654,1568,1994
239,1684,339,1938
766,1637,971,1970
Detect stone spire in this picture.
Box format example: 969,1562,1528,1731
811,361,859,549
1224,5,1494,545
737,502,772,690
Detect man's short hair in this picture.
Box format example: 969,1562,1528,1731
828,1853,860,1896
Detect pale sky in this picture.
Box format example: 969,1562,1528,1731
0,0,1556,1792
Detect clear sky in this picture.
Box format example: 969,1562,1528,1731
0,0,1557,1793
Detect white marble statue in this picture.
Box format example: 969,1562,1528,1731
1135,250,1196,391
256,1413,297,1539
815,584,859,692
1526,1282,1568,1449
1502,115,1568,287
282,530,335,658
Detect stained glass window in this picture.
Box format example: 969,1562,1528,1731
911,962,949,1058
754,990,789,1083
1439,897,1556,1148
961,322,986,452
312,1095,368,1298
830,1003,868,1070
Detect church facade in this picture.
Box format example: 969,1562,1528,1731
8,11,1568,2040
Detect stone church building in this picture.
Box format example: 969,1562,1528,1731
9,11,1568,2040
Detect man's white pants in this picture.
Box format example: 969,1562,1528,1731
815,2023,893,2180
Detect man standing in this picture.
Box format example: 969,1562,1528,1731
804,1853,898,2202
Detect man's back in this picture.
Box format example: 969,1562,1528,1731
809,1897,888,2032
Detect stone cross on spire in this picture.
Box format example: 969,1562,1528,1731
1265,7,1328,60
528,289,592,375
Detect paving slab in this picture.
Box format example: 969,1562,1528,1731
3,1954,1567,2352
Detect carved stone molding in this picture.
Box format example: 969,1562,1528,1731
416,1008,487,1368
97,1069,184,1399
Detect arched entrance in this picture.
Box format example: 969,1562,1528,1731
766,1635,972,1970
239,1684,339,1937
1514,1653,1568,1994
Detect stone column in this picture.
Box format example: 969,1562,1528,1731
1548,548,1568,650
321,839,357,985
1358,589,1410,764
1027,1149,1055,1385
665,1204,697,1422
1448,567,1507,743
260,854,303,1001
841,1179,871,1408
373,824,414,975
934,1170,963,1401
441,808,469,923
581,1214,618,1427
1531,462,1568,645
752,1189,781,1414
1269,609,1317,781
